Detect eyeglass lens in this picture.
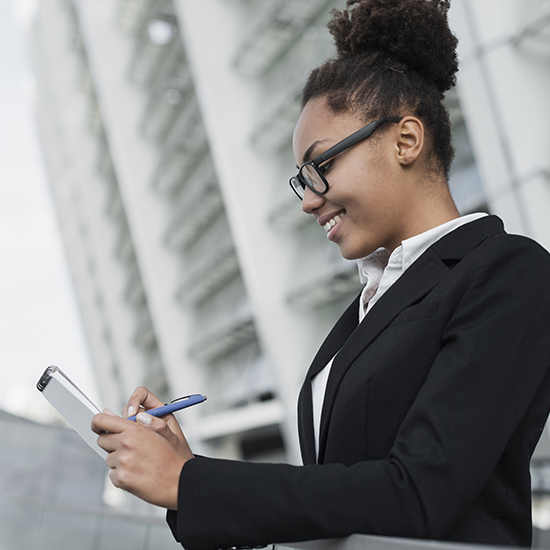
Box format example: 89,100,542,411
301,164,327,195
290,177,305,199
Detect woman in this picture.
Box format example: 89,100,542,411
92,1,550,548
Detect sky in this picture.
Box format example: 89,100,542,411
0,0,100,422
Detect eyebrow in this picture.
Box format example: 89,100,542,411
302,139,331,165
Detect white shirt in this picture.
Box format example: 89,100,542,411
311,213,488,461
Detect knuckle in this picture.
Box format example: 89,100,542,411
154,419,167,431
118,454,129,468
109,470,121,488
116,470,129,489
120,435,134,451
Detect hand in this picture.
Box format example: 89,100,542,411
91,411,189,510
122,386,191,458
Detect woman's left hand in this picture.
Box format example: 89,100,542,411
91,411,190,510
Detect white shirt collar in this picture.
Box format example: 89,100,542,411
357,213,488,321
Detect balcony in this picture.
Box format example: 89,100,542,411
123,264,147,308
445,91,486,215
140,44,193,143
133,307,157,351
204,341,276,409
164,159,223,250
96,134,117,183
151,95,209,194
105,184,125,222
127,0,179,87
286,263,362,308
513,2,550,48
233,0,334,77
176,243,240,306
188,315,257,364
268,195,312,231
113,223,136,266
198,399,285,441
187,276,258,363
250,84,302,152
140,347,169,400
116,0,152,36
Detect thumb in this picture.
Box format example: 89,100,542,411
136,412,171,435
136,411,155,427
136,412,182,449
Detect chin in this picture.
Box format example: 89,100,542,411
336,241,378,261
336,245,363,261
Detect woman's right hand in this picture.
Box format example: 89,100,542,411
122,386,193,460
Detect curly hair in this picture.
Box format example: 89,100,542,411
302,0,459,179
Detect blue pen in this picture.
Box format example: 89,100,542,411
126,394,207,421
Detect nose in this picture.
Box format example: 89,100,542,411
301,186,325,215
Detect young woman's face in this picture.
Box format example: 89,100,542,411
292,97,412,260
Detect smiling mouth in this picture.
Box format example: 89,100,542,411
323,212,345,233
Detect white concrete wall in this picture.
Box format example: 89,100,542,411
451,0,550,248
29,0,550,466
73,0,205,404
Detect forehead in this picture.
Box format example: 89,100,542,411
292,98,365,162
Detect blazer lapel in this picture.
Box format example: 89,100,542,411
307,295,361,379
298,295,360,464
317,250,449,462
316,215,505,463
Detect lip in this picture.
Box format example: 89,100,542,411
327,216,344,241
317,209,346,228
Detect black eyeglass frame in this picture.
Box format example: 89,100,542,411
289,116,403,200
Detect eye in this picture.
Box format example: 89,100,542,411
318,160,334,175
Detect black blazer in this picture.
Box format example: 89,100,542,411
168,216,550,550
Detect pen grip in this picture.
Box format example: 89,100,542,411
126,394,205,421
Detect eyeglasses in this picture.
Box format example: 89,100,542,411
289,116,403,200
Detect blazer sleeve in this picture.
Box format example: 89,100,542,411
168,236,550,550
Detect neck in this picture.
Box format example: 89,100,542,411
388,181,460,252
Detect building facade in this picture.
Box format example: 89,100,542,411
0,410,179,548
27,0,549,475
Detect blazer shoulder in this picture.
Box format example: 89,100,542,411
485,231,550,264
430,215,549,270
464,231,550,299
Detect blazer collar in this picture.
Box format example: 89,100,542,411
307,216,503,381
303,215,504,464
431,214,503,260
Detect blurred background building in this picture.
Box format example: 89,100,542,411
0,409,180,549
19,0,550,543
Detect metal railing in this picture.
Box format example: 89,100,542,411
276,534,525,550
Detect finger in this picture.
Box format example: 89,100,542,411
163,414,186,441
136,413,194,460
121,403,145,419
98,433,118,454
123,386,164,418
136,413,180,445
109,468,122,489
92,413,129,435
103,408,118,417
136,411,183,441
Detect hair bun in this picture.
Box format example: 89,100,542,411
328,0,458,94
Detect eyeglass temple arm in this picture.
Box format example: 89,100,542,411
316,117,403,163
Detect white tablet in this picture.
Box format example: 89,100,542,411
37,365,107,459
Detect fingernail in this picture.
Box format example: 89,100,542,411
136,412,151,426
127,405,136,417
104,408,116,416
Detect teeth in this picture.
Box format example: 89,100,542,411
324,214,343,232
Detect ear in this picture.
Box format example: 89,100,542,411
394,117,424,166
